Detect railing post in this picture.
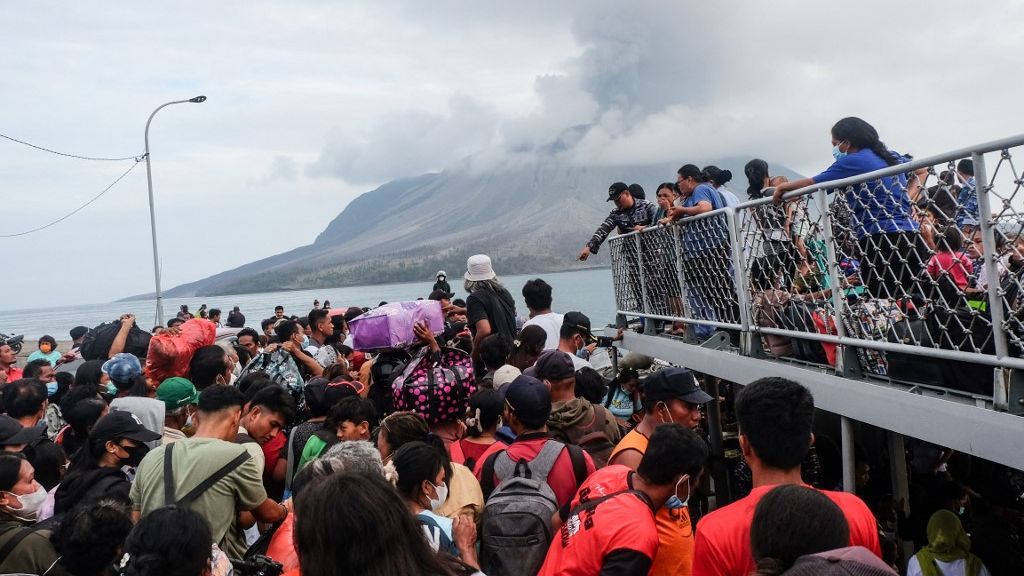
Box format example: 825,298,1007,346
727,208,756,356
841,416,856,492
974,152,1010,361
672,223,697,342
636,233,655,335
818,189,856,375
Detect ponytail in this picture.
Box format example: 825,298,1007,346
831,116,898,167
745,159,770,198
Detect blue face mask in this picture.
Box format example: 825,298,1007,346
832,144,847,161
46,382,59,397
302,335,310,348
106,382,118,396
665,475,691,510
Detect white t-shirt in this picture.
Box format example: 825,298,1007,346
522,312,564,350
906,555,991,576
569,353,592,371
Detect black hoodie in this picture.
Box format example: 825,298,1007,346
53,466,130,515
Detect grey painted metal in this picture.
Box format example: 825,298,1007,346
704,375,732,506
617,311,741,330
144,96,206,326
841,416,856,492
726,208,752,332
636,234,651,319
620,331,1024,472
974,152,1010,360
888,432,913,569
751,325,1024,371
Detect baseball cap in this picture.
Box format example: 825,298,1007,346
92,411,162,444
69,326,90,341
642,367,713,405
562,311,596,344
428,289,450,301
606,182,629,202
525,350,575,380
325,377,364,406
157,377,200,411
500,375,551,424
781,546,897,575
492,364,521,390
0,414,43,446
102,353,143,384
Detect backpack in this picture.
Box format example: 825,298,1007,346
238,350,305,401
368,350,411,417
479,440,585,576
391,347,475,425
80,320,151,360
550,406,615,469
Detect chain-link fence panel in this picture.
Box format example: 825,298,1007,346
609,234,643,315
677,209,741,339
638,225,684,319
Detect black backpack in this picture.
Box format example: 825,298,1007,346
368,350,410,417
80,320,151,360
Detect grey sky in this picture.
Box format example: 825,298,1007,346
2,0,1020,310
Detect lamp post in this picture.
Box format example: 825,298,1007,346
144,95,206,326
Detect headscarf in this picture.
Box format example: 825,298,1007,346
914,510,982,576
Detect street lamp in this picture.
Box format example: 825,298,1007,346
144,95,206,326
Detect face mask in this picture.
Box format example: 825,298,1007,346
832,143,847,161
428,482,449,512
4,486,48,521
39,344,52,354
958,506,965,516
105,383,118,396
665,475,690,510
120,443,150,468
46,382,59,397
302,336,310,348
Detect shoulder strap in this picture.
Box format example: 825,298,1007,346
480,449,504,499
525,440,568,484
567,488,646,518
565,443,588,488
176,451,251,508
163,443,176,505
0,518,53,561
284,428,297,493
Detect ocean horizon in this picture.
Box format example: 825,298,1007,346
0,267,617,339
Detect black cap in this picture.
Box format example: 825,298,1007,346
628,183,646,200
91,411,162,444
500,375,551,423
69,326,89,341
562,311,596,344
0,415,43,446
525,350,575,380
607,182,629,202
642,368,712,405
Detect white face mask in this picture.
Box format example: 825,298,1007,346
659,402,675,425
4,485,48,521
665,475,691,511
428,482,449,512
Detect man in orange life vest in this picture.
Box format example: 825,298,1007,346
607,367,712,576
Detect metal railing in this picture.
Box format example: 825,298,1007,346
609,134,1024,403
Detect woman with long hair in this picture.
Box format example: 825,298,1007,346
773,117,929,301
0,453,62,575
449,389,504,471
507,325,546,371
295,472,477,576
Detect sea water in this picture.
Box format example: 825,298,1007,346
0,267,616,339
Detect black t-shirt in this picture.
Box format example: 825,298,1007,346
466,287,518,343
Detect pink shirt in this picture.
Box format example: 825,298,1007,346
927,251,974,289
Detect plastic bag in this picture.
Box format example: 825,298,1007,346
145,319,216,383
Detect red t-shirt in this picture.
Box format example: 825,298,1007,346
927,251,974,289
473,433,595,508
2,366,23,382
262,432,287,474
450,437,503,470
538,465,659,576
692,484,881,576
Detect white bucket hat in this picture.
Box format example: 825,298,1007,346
465,254,497,282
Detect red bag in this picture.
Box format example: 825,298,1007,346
145,319,216,383
810,309,838,366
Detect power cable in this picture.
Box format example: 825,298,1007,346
0,160,142,238
0,131,144,162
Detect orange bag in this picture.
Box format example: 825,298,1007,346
145,318,216,383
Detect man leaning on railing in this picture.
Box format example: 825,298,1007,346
578,182,656,261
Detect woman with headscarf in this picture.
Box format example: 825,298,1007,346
906,510,991,576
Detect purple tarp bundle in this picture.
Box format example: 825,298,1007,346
349,300,445,351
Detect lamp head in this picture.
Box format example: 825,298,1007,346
189,95,207,103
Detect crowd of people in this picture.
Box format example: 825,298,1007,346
0,114,1016,576
584,116,1024,391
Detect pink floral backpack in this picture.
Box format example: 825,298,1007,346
391,347,476,424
